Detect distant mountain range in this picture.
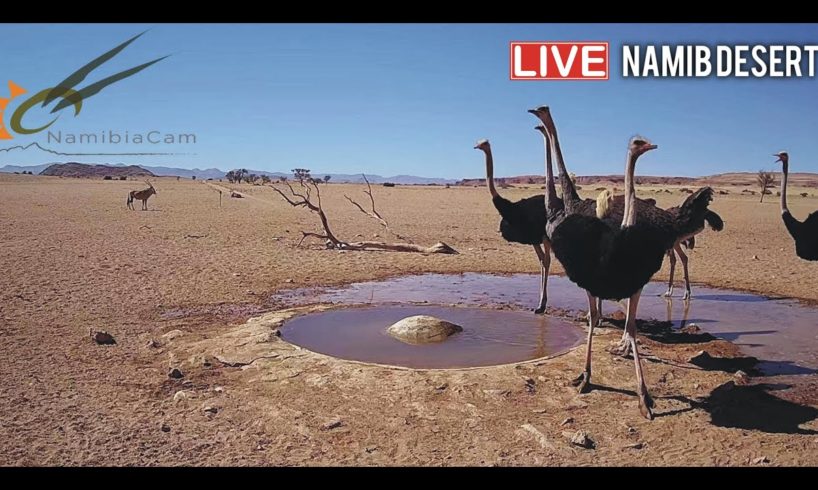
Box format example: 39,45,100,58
0,162,457,185
40,163,155,178
4,161,818,187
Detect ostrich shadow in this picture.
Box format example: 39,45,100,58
686,351,762,374
709,330,778,342
670,382,818,434
692,294,787,302
603,317,718,345
756,361,818,376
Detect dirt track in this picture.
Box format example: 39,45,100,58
1,174,817,466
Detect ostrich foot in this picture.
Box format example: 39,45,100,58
609,337,632,358
534,305,546,315
570,371,592,393
682,290,691,301
662,288,673,298
638,390,655,420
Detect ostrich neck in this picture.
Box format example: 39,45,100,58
484,148,499,199
549,124,579,209
622,150,639,228
542,134,558,210
780,161,790,214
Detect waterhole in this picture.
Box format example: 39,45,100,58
280,305,584,369
275,273,818,376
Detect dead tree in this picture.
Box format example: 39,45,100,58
757,170,775,203
270,179,457,254
344,174,411,242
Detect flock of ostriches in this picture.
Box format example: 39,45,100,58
475,106,818,419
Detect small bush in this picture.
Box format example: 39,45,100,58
119,176,127,181
383,182,396,187
801,192,809,197
103,176,113,180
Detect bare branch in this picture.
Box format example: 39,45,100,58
270,185,308,208
269,175,457,255
269,183,343,247
344,173,411,242
344,241,458,254
298,232,330,248
362,174,383,222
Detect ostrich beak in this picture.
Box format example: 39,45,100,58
645,144,658,151
773,154,782,162
527,109,539,115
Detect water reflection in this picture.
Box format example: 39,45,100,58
273,273,818,377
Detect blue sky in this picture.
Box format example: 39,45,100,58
1,23,817,178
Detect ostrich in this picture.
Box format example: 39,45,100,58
532,106,714,419
776,151,818,260
532,106,720,314
474,139,553,313
599,191,725,299
661,205,724,299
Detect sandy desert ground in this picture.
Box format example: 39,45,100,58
1,174,818,466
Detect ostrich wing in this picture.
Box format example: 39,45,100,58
787,210,818,260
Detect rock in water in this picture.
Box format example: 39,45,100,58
386,315,463,344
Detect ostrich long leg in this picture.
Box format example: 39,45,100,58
596,297,603,324
676,243,692,300
571,291,599,393
664,248,676,297
533,243,551,314
626,289,654,419
680,297,691,329
610,304,634,358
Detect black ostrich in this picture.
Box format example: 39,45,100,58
532,107,722,315
532,106,714,419
600,192,725,300
776,151,818,261
474,139,553,313
661,204,724,299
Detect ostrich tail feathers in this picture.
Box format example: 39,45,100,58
704,210,724,231
596,189,614,219
675,186,715,236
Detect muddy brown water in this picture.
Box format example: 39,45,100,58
281,305,584,369
275,273,818,375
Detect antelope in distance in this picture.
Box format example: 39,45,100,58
127,181,157,211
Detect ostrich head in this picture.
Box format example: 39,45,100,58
527,106,553,128
774,151,789,164
629,136,658,157
474,139,490,152
534,125,547,136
